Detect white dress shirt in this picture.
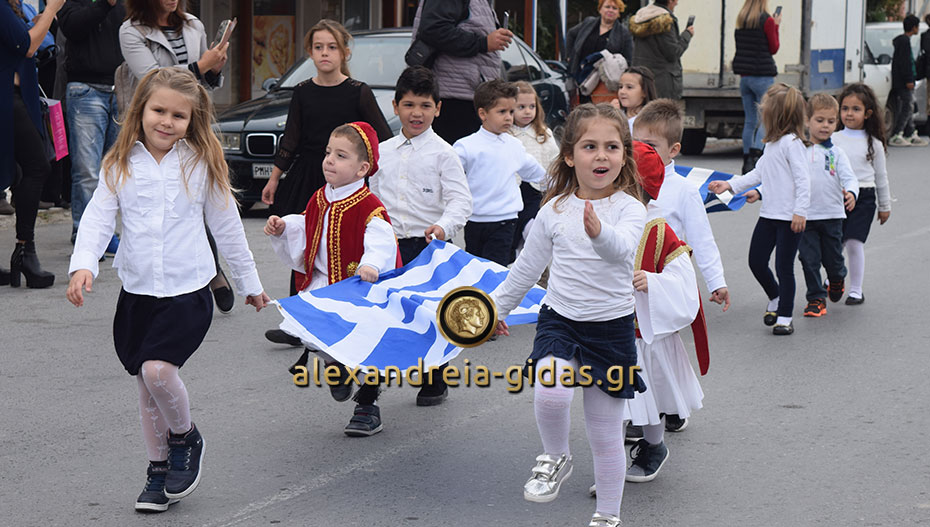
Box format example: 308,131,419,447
729,133,811,221
805,141,860,221
454,127,547,222
655,161,727,292
370,127,472,240
70,141,263,298
268,179,398,292
511,125,559,192
831,128,891,212
492,191,646,322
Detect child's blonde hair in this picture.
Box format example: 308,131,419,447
513,81,549,143
633,98,683,146
806,92,838,116
103,68,233,205
545,103,642,208
761,83,808,144
304,19,352,77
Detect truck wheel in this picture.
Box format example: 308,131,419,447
680,129,707,155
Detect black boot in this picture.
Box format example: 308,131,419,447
741,154,753,175
10,241,55,288
0,267,9,286
746,148,764,173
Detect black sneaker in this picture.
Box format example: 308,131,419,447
265,329,302,346
664,414,688,432
135,462,178,513
328,362,355,402
845,294,864,305
625,439,669,483
164,423,204,499
625,423,644,444
344,404,383,437
827,279,845,303
417,366,449,406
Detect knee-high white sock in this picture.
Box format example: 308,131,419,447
643,421,665,446
533,358,575,456
845,240,865,297
137,376,169,461
582,386,627,517
140,360,191,436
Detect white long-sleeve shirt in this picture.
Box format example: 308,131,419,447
70,140,263,298
730,134,811,221
654,161,727,293
511,124,559,192
492,191,646,322
454,127,547,222
805,141,860,221
370,127,472,240
831,128,891,212
268,179,398,292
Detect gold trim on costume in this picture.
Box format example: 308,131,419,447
346,261,359,276
347,122,374,167
365,206,386,226
635,218,666,272
663,244,692,267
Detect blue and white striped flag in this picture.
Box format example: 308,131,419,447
274,240,545,373
674,165,758,213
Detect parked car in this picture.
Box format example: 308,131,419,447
216,28,571,210
863,21,927,133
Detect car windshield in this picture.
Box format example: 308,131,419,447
865,25,923,60
278,35,411,89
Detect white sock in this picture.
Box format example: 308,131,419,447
767,297,779,312
776,316,792,326
845,240,865,298
533,356,575,457
582,385,627,517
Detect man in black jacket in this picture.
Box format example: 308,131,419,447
58,0,126,240
889,14,928,147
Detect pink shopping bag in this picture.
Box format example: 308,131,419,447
43,98,69,161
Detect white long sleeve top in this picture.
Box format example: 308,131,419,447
510,124,559,192
454,127,547,222
268,179,398,292
729,134,811,221
491,191,646,322
370,127,473,240
831,128,891,212
805,140,860,221
654,161,727,292
69,140,263,298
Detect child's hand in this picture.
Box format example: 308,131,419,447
710,287,731,312
633,270,648,292
844,191,856,211
357,265,379,283
245,291,272,311
66,270,94,307
583,201,601,238
424,225,445,242
877,210,891,224
707,181,732,194
745,189,761,203
791,214,806,233
494,320,510,337
264,215,285,236
609,98,621,110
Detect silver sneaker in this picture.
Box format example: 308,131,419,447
523,453,572,503
589,512,622,526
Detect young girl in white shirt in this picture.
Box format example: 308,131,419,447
510,80,560,262
66,68,270,513
709,83,810,335
831,83,890,305
492,103,647,527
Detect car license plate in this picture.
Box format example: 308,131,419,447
252,163,274,179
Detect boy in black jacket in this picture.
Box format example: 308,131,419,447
889,14,928,147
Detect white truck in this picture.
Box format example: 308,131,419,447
673,0,866,154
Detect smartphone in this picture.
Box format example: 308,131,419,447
686,15,695,27
502,11,510,30
774,5,782,16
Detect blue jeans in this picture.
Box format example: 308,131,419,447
798,219,846,301
740,76,774,154
67,82,120,232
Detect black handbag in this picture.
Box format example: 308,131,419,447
405,38,437,68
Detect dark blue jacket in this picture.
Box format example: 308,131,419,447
891,33,916,92
1,2,43,189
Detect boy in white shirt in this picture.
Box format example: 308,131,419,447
370,66,473,406
453,79,547,266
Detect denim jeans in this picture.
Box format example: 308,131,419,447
67,82,120,232
798,219,846,301
740,76,774,154
891,88,915,137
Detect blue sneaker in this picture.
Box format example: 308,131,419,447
105,234,120,255
164,423,204,499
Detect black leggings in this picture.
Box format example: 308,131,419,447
12,91,51,242
748,217,802,318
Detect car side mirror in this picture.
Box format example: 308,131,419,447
545,60,569,75
261,77,280,92
877,54,892,65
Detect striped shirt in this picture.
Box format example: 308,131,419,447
161,26,188,64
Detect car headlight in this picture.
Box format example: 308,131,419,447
219,132,241,152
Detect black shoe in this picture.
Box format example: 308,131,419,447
772,322,794,335
135,462,178,513
625,439,670,483
845,294,864,305
0,267,9,286
265,329,302,346
625,423,644,444
741,154,754,174
664,414,689,432
328,362,355,402
417,364,449,406
344,404,383,437
164,423,204,499
10,241,55,288
211,268,235,313
763,310,777,326
827,279,845,303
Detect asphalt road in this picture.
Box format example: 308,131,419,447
1,140,928,526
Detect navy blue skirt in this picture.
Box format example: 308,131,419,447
113,286,213,375
525,305,645,398
843,187,876,243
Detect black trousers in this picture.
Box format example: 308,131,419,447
465,219,518,266
398,236,430,266
12,91,51,242
433,98,481,145
798,219,846,301
748,217,802,318
511,182,542,263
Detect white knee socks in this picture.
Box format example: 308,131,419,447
582,385,627,517
534,364,575,457
137,360,191,461
845,239,865,298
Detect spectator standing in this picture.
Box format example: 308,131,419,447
566,0,634,103
888,14,928,147
629,0,693,100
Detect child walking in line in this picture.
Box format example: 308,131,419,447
708,83,810,335
831,83,891,305
66,68,270,513
265,121,401,437
610,66,657,132
492,104,647,527
799,93,859,317
510,80,560,262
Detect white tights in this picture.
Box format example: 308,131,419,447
845,239,865,298
533,356,628,517
136,360,191,461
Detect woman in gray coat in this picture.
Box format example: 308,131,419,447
630,0,693,100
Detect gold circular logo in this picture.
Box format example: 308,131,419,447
436,286,498,348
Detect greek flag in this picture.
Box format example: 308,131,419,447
274,240,545,373
674,165,757,213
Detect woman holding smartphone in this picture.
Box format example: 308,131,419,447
733,0,782,173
